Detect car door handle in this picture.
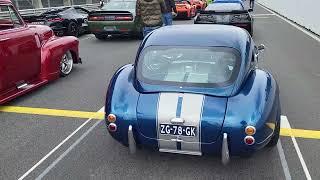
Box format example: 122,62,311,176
0,38,10,42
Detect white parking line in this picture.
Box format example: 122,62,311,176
253,13,276,17
18,107,105,180
35,116,103,179
277,139,292,180
281,115,312,180
257,3,320,42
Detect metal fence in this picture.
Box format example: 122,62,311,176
17,3,100,16
11,0,101,10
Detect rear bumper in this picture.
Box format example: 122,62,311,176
231,23,252,34
107,123,269,158
88,21,138,34
176,10,190,18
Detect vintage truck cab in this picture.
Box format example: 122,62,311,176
0,0,81,104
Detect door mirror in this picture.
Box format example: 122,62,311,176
257,44,265,53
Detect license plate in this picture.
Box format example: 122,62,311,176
216,15,230,23
105,16,115,21
160,124,196,136
31,21,45,25
104,26,116,31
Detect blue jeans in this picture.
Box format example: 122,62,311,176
250,0,255,9
162,12,173,26
143,26,160,37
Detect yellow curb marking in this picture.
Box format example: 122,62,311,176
280,128,320,140
1,106,320,140
0,106,105,120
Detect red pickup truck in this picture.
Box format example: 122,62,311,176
0,0,81,104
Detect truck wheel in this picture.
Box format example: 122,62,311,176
60,51,73,77
67,22,79,37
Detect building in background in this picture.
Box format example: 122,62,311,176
11,0,101,9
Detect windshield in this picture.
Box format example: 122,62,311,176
206,3,244,11
137,46,240,87
102,1,136,10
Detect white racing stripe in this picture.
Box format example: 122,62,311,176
157,93,180,151
157,93,204,155
179,93,204,153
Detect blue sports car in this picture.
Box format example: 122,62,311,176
105,25,280,164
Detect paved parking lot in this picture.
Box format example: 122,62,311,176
0,3,320,180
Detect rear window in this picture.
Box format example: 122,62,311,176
137,46,240,87
206,3,244,11
102,1,136,10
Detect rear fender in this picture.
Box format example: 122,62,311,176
40,36,80,81
223,69,279,155
105,64,140,146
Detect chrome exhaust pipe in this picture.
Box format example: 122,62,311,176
222,133,230,165
128,125,136,154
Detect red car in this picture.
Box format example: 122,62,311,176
0,0,81,104
194,0,207,11
174,0,197,19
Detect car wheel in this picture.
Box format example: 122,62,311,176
60,51,73,77
67,22,79,37
267,108,281,147
95,34,108,40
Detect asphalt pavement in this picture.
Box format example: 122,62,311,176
0,3,320,180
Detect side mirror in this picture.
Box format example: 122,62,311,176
257,44,265,52
248,8,253,12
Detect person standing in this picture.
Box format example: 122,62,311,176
163,0,177,26
249,0,255,9
136,0,167,37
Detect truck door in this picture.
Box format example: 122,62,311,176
0,4,41,92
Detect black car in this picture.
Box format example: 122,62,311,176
194,2,253,35
23,6,90,36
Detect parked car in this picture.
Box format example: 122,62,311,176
0,0,82,104
174,0,197,19
23,6,90,37
194,1,253,35
88,0,142,39
104,25,280,164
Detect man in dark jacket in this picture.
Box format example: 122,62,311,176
136,0,167,37
163,0,177,26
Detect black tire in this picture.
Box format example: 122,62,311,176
95,34,108,40
67,22,79,37
267,108,281,147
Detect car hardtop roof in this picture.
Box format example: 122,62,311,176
143,24,250,52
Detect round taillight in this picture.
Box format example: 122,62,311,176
244,136,255,145
108,123,117,132
107,114,116,122
245,126,256,135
